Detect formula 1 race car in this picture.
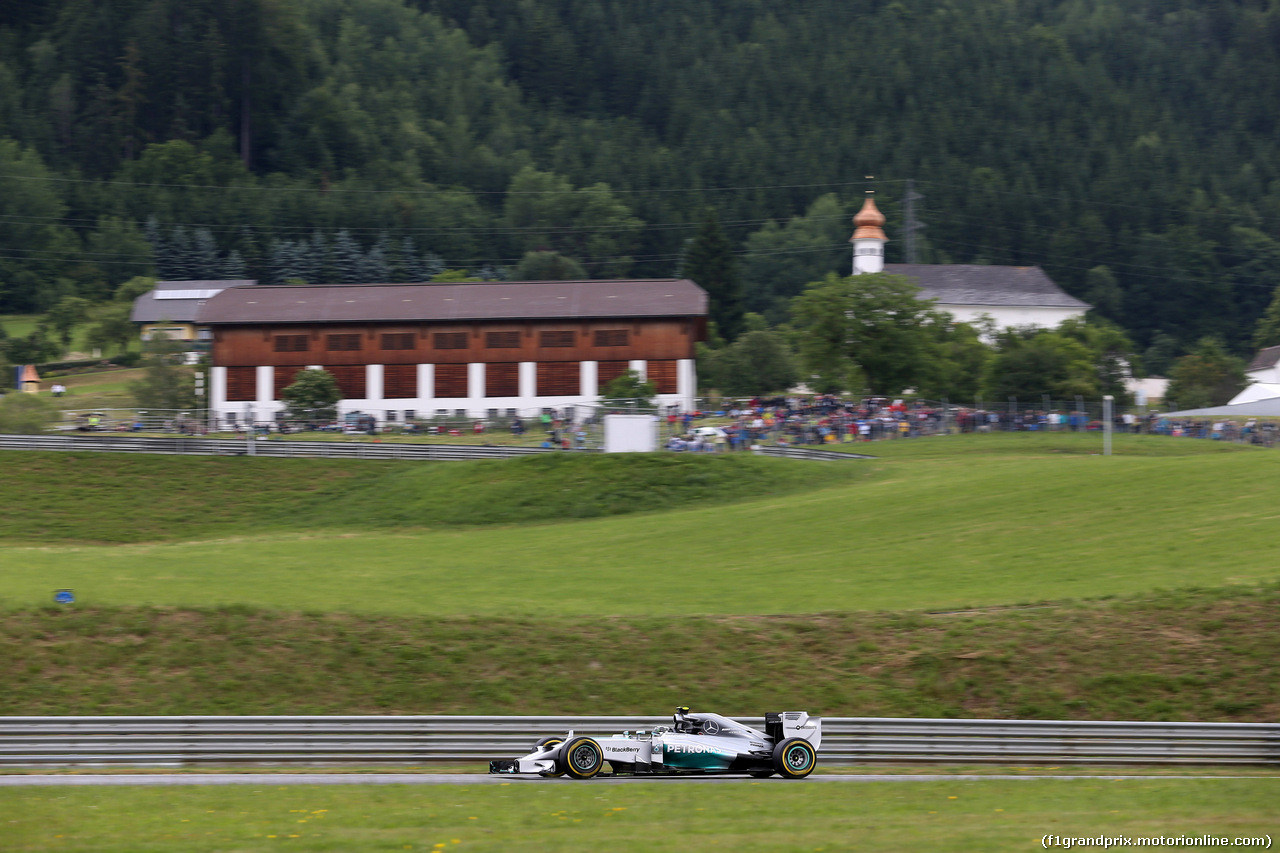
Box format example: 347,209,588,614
488,708,821,779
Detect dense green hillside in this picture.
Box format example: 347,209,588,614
1,0,1278,355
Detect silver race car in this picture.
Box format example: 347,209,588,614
488,707,821,779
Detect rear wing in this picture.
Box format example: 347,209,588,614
765,711,821,749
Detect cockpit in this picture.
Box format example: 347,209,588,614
671,707,764,739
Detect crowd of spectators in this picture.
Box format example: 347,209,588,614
660,396,1280,451
663,395,951,451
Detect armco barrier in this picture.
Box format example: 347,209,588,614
752,446,872,461
1,716,1275,768
0,434,551,460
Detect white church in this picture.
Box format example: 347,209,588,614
848,196,1090,331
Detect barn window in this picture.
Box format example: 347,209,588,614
485,363,519,397
381,333,415,351
539,330,575,348
225,366,256,402
383,364,417,399
326,333,361,352
593,329,629,347
596,360,629,388
485,331,521,349
647,360,678,394
434,363,468,398
326,365,366,398
273,366,305,399
273,334,309,353
434,332,468,350
537,362,580,396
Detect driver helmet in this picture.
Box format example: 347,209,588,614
673,706,695,733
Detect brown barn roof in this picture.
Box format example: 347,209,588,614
198,280,707,324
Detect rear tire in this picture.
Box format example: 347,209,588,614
558,736,604,780
534,736,564,777
771,738,816,779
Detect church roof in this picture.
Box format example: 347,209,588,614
885,264,1089,309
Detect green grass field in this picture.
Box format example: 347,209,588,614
2,433,1276,848
2,585,1275,719
4,779,1276,852
1,435,1278,721
2,436,1274,616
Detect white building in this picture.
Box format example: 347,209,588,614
850,197,1090,331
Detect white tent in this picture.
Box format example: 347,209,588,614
1228,383,1280,405
1162,396,1280,417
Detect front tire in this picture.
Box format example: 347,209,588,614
772,738,816,779
558,736,604,779
534,736,565,777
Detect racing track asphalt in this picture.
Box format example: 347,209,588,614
1,774,1272,787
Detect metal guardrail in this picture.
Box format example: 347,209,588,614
1,716,1275,768
0,434,553,461
1,434,871,461
752,446,873,461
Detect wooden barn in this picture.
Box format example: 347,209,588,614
199,279,708,427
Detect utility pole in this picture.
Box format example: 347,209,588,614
903,180,926,264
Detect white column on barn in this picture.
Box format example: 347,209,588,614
211,366,227,425
367,364,384,422
677,359,697,410
581,360,598,399
418,363,433,414
467,362,485,417
255,365,274,422
519,361,536,413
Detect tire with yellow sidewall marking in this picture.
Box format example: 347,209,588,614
558,736,604,779
771,737,817,778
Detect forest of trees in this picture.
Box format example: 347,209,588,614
2,0,1280,370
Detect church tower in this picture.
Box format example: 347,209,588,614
850,195,887,275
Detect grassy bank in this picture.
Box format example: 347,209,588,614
2,585,1275,720
5,779,1277,853
0,451,863,544
5,442,1279,616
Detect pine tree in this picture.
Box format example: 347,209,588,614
308,231,330,283
421,251,446,280
269,240,304,285
397,237,422,282
192,228,220,279
168,226,195,281
357,243,390,283
681,211,744,341
237,226,265,283
331,230,363,283
218,249,247,280
144,216,169,278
